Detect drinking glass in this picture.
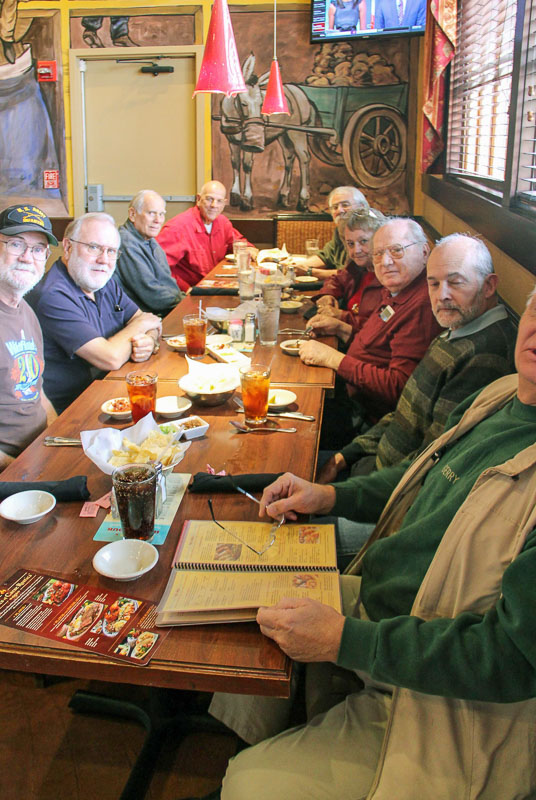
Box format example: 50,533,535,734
233,240,248,260
126,371,157,423
240,364,271,426
183,314,207,359
238,267,255,301
305,238,320,258
112,464,157,541
257,302,280,346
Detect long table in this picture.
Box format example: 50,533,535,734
0,380,324,696
105,265,336,388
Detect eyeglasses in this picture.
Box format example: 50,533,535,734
207,492,283,557
68,239,120,261
371,241,420,263
329,201,352,212
0,237,50,261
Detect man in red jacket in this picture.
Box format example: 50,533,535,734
157,180,257,290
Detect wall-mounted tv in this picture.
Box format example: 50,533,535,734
310,0,426,43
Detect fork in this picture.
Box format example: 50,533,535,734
229,420,296,434
44,436,82,446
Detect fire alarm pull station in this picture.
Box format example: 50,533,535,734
37,61,57,82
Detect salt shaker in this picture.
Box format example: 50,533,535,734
244,312,256,344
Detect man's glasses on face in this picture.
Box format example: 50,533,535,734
329,200,352,213
68,239,120,261
0,237,49,261
371,241,420,264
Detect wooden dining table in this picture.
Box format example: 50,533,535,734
105,262,337,389
0,379,324,697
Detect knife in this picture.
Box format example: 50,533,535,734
233,398,314,421
44,436,82,446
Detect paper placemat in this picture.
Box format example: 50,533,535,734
94,473,191,544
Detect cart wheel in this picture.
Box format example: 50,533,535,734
342,105,407,189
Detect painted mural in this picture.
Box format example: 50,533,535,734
70,13,196,49
212,8,410,217
0,5,67,215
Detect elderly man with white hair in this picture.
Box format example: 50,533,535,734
29,211,161,413
115,189,184,315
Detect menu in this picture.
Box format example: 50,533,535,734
0,569,169,666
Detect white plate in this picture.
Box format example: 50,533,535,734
155,395,192,418
294,275,320,284
93,539,158,581
280,339,303,356
0,490,56,524
165,333,232,352
268,389,297,410
101,397,132,420
225,253,236,262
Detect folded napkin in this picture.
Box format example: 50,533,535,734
189,472,283,494
291,280,323,291
0,476,90,502
191,287,239,296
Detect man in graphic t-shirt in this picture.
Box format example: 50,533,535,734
0,204,57,470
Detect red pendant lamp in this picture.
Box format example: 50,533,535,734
193,0,246,97
261,0,290,115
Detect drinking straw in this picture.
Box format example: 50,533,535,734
199,299,202,318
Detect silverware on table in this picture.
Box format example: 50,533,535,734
229,420,296,434
44,436,82,446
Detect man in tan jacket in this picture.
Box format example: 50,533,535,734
213,286,536,800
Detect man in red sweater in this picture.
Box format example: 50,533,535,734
157,180,257,290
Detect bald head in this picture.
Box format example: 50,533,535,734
128,190,166,239
197,181,227,224
426,233,498,329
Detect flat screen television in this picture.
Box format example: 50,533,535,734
310,0,426,43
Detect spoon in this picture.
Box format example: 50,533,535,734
229,420,296,434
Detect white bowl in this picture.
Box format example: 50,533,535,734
0,490,56,524
268,389,297,410
178,368,240,406
92,539,159,581
280,300,303,314
280,339,303,356
178,415,209,440
155,395,192,418
101,397,132,420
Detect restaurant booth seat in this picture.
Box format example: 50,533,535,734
275,213,333,254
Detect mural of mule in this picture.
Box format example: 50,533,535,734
215,52,409,213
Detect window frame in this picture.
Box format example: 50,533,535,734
422,0,536,276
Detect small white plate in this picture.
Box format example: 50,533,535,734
268,389,297,410
155,395,192,418
101,397,132,420
93,539,159,581
294,275,320,284
165,333,232,352
0,490,56,524
225,253,236,262
280,339,303,356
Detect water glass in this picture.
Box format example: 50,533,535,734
240,364,271,426
112,464,156,541
183,314,207,359
233,240,248,260
257,302,280,346
126,371,157,423
238,268,255,301
305,238,320,258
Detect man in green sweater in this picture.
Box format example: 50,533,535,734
215,288,536,800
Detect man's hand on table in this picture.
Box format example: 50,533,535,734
130,333,157,361
307,314,352,340
316,295,338,310
259,472,336,521
299,339,345,371
257,597,344,662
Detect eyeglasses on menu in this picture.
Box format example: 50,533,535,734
371,241,420,263
0,237,50,261
68,239,120,260
207,498,277,557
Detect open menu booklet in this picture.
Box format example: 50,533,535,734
156,519,341,626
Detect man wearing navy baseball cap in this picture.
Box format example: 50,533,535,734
0,204,57,470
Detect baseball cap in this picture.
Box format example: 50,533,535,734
0,205,58,246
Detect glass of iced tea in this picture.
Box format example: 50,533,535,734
125,371,157,423
240,364,271,426
183,314,207,359
112,464,156,541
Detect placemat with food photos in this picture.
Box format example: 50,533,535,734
0,569,170,665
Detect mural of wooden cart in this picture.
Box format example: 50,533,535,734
299,82,408,189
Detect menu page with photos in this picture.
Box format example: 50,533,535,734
0,569,169,665
156,520,341,626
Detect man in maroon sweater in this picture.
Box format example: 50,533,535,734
156,180,256,290
300,217,441,447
